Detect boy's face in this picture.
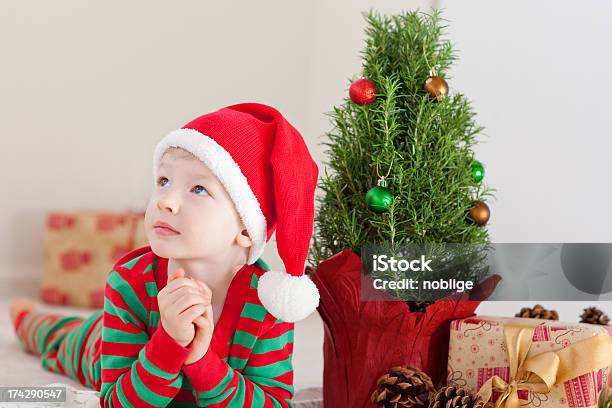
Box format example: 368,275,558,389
144,148,251,261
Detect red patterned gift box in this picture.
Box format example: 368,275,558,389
40,210,148,308
447,316,612,408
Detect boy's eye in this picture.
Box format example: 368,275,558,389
157,176,170,187
191,185,209,196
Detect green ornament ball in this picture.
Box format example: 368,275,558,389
471,160,485,183
365,186,393,213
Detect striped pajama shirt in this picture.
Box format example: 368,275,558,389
13,246,295,407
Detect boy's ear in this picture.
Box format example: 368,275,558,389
236,228,252,248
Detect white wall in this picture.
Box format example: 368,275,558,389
0,0,316,285
439,0,612,242
437,0,612,316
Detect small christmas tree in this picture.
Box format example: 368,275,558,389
310,9,495,309
308,9,500,407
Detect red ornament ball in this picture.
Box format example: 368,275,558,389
349,78,377,105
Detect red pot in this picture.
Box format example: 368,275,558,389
308,248,501,408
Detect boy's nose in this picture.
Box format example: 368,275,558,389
157,196,179,214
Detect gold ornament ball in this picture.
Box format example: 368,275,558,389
424,75,449,100
468,200,490,226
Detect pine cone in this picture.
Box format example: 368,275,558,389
579,306,610,325
515,304,559,320
371,365,436,408
429,386,493,408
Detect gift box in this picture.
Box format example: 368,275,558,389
40,210,148,308
447,316,612,408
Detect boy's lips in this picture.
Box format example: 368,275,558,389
153,221,180,236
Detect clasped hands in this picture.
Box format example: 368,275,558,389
158,268,214,365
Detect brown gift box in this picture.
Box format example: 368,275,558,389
447,316,612,408
40,210,148,308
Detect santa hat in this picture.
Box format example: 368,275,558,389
153,103,320,323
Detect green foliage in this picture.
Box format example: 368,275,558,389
309,8,496,269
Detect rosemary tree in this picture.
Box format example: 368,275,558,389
309,9,495,306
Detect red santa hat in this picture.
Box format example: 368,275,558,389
153,102,320,323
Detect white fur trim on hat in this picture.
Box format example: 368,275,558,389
153,128,267,265
257,270,320,322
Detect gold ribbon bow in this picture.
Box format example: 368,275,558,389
476,319,612,408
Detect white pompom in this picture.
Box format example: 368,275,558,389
257,270,320,323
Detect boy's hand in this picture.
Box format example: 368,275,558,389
158,268,211,347
185,279,214,365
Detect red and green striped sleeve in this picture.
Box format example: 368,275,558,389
182,319,295,407
99,267,191,407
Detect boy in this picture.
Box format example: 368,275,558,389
10,102,320,407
